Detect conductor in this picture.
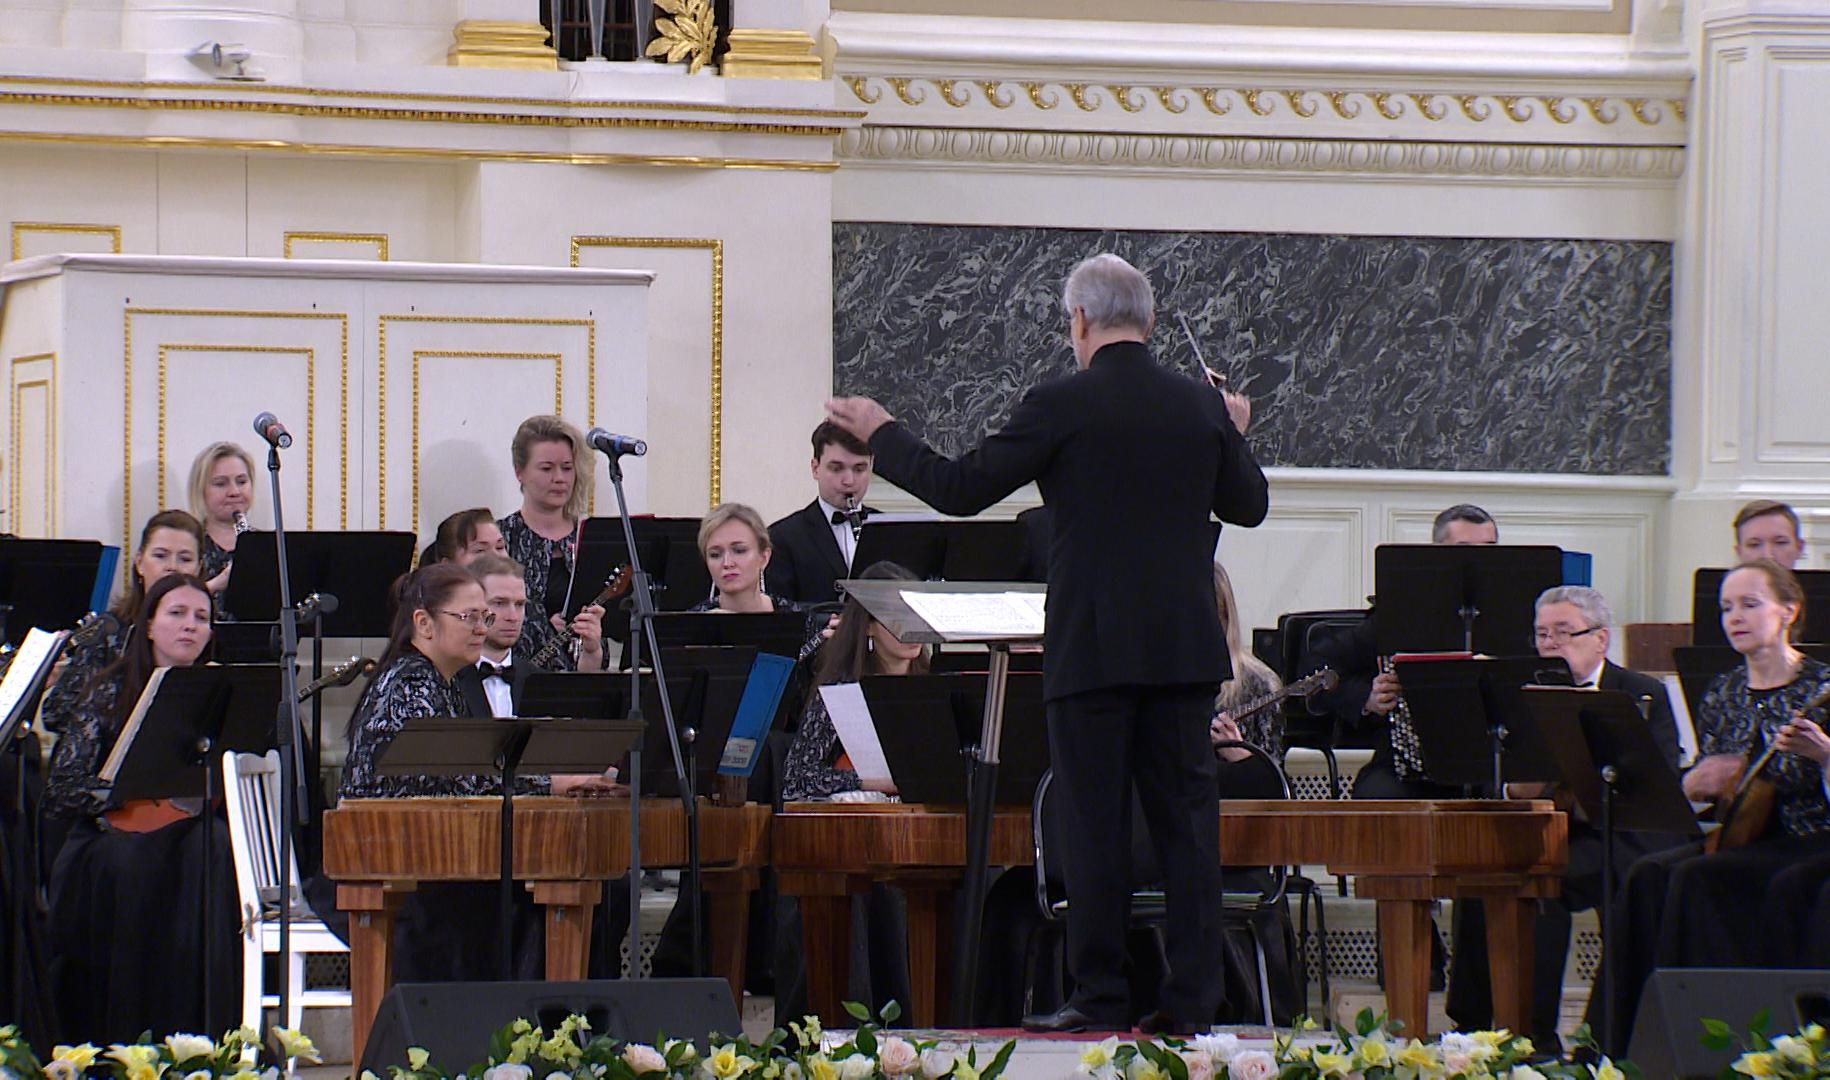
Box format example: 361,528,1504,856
826,253,1268,1034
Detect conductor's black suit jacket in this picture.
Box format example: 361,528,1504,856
868,340,1269,702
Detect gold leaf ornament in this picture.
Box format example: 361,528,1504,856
645,0,717,74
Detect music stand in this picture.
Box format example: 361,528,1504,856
1521,685,1700,1052
1396,656,1572,791
851,520,1032,582
220,531,415,637
374,710,643,980
858,672,1048,805
1374,544,1564,655
0,539,104,646
104,664,282,1023
1693,568,1830,647
578,517,710,619
837,578,1045,1025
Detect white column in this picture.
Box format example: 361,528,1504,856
0,0,67,49
120,0,304,82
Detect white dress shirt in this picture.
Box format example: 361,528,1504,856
817,496,858,571
478,650,515,718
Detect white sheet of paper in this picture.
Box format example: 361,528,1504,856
0,628,66,730
899,590,1045,639
819,683,893,788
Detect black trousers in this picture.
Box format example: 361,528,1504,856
1762,849,1830,968
1047,683,1222,1024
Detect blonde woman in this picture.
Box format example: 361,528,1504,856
1209,561,1285,765
497,416,595,666
187,442,256,595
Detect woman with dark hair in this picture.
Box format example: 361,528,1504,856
497,416,594,666
45,573,237,1043
421,507,507,568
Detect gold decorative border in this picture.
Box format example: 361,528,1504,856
156,345,317,526
8,353,56,536
123,308,350,547
377,315,597,527
570,236,724,506
283,231,390,260
410,350,563,530
0,73,865,121
0,129,839,172
842,77,1689,128
10,221,122,260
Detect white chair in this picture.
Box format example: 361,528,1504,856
222,750,352,1034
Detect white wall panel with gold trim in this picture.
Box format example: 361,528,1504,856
0,254,651,553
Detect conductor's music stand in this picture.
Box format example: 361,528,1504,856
374,711,643,979
1521,685,1700,1052
837,578,1045,1025
1373,544,1564,655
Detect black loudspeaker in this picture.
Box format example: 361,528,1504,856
1629,969,1830,1079
360,979,741,1075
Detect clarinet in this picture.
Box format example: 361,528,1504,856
232,510,252,535
1381,654,1426,780
842,494,865,545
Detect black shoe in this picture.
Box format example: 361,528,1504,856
1136,1011,1207,1037
1021,1004,1128,1034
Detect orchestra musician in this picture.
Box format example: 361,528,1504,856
188,442,256,596
690,503,797,614
1589,561,1830,1053
44,573,237,1043
1734,499,1804,570
1210,560,1285,775
1446,585,1684,1051
421,506,508,568
827,252,1267,1036
455,554,607,717
768,421,876,605
497,416,595,668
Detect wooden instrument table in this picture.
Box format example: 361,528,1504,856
772,799,1565,1036
324,797,770,1068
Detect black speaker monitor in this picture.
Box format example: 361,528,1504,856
1629,968,1830,1080
360,979,741,1075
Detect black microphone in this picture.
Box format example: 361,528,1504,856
586,427,647,457
253,411,293,449
294,592,339,622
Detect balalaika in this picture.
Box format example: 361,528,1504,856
530,566,633,670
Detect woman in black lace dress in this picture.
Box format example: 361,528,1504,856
45,573,236,1043
188,442,255,596
496,416,594,668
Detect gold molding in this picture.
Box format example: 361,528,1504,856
410,350,563,529
123,308,350,547
8,353,56,537
570,236,724,507
11,221,122,261
283,231,390,260
377,315,598,528
0,129,840,172
0,88,842,137
157,345,317,527
0,73,863,121
720,29,825,81
449,20,559,71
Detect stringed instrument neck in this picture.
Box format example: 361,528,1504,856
1705,678,1830,851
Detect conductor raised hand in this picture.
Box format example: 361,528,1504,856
826,396,895,444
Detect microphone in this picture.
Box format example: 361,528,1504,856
252,411,293,449
294,592,339,622
586,428,647,457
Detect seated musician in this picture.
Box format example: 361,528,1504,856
456,554,606,716
188,441,256,596
1735,498,1805,570
691,502,799,614
1209,560,1285,781
1589,560,1830,1053
768,421,876,604
40,509,203,735
420,506,508,568
497,415,593,667
1447,585,1684,1051
44,573,238,1043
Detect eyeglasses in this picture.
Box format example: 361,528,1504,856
438,609,497,629
1533,625,1603,646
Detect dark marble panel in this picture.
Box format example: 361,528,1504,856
832,224,1671,475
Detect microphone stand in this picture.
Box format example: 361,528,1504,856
594,446,699,977
262,441,310,1043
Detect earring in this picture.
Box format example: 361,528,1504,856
759,570,768,597
707,582,719,605
866,636,875,653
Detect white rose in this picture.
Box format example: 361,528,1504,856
1507,1067,1547,1080
1190,1035,1238,1065
483,1064,535,1080
622,1045,668,1075
1178,1050,1212,1080
878,1038,918,1077
547,1073,573,1080
165,1035,215,1063
840,1056,874,1080
918,1049,954,1079
1228,1051,1275,1080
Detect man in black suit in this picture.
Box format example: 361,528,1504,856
1446,584,1685,1050
767,421,876,604
827,253,1268,1034
455,554,606,717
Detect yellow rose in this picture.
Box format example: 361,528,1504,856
708,1046,753,1080
1774,1036,1814,1066
1079,1038,1119,1070
1731,1052,1777,1078
1124,1056,1164,1080
1805,1023,1826,1043
1353,1036,1389,1068
273,1028,321,1064
1311,1050,1352,1078
1471,1031,1510,1048
408,1047,431,1071
53,1044,101,1069
1595,1058,1627,1080
809,1056,840,1080
1394,1039,1441,1071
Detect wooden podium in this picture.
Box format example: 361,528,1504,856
323,797,769,1069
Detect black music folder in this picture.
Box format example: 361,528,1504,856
221,531,416,637
1397,655,1573,786
846,672,1048,805
0,539,104,647
1521,686,1699,835
101,665,282,804
1374,544,1564,656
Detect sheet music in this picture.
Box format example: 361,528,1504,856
0,628,67,732
818,683,893,788
899,590,1045,638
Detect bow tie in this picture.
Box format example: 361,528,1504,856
479,660,511,680
831,507,866,525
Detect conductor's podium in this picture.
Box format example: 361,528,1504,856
323,797,770,1068
772,799,1566,1036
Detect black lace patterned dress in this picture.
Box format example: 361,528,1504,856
498,511,577,671
37,620,130,735
44,672,239,1043
199,533,234,584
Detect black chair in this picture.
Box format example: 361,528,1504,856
1275,609,1370,800
1023,743,1299,1027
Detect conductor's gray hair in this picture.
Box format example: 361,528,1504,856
1061,254,1155,333
1535,585,1614,629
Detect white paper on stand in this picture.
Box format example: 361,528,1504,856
819,683,894,788
0,628,67,731
899,590,1045,639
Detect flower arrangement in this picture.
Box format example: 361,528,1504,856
0,1023,320,1080
1073,1012,1636,1080
1703,1012,1830,1078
